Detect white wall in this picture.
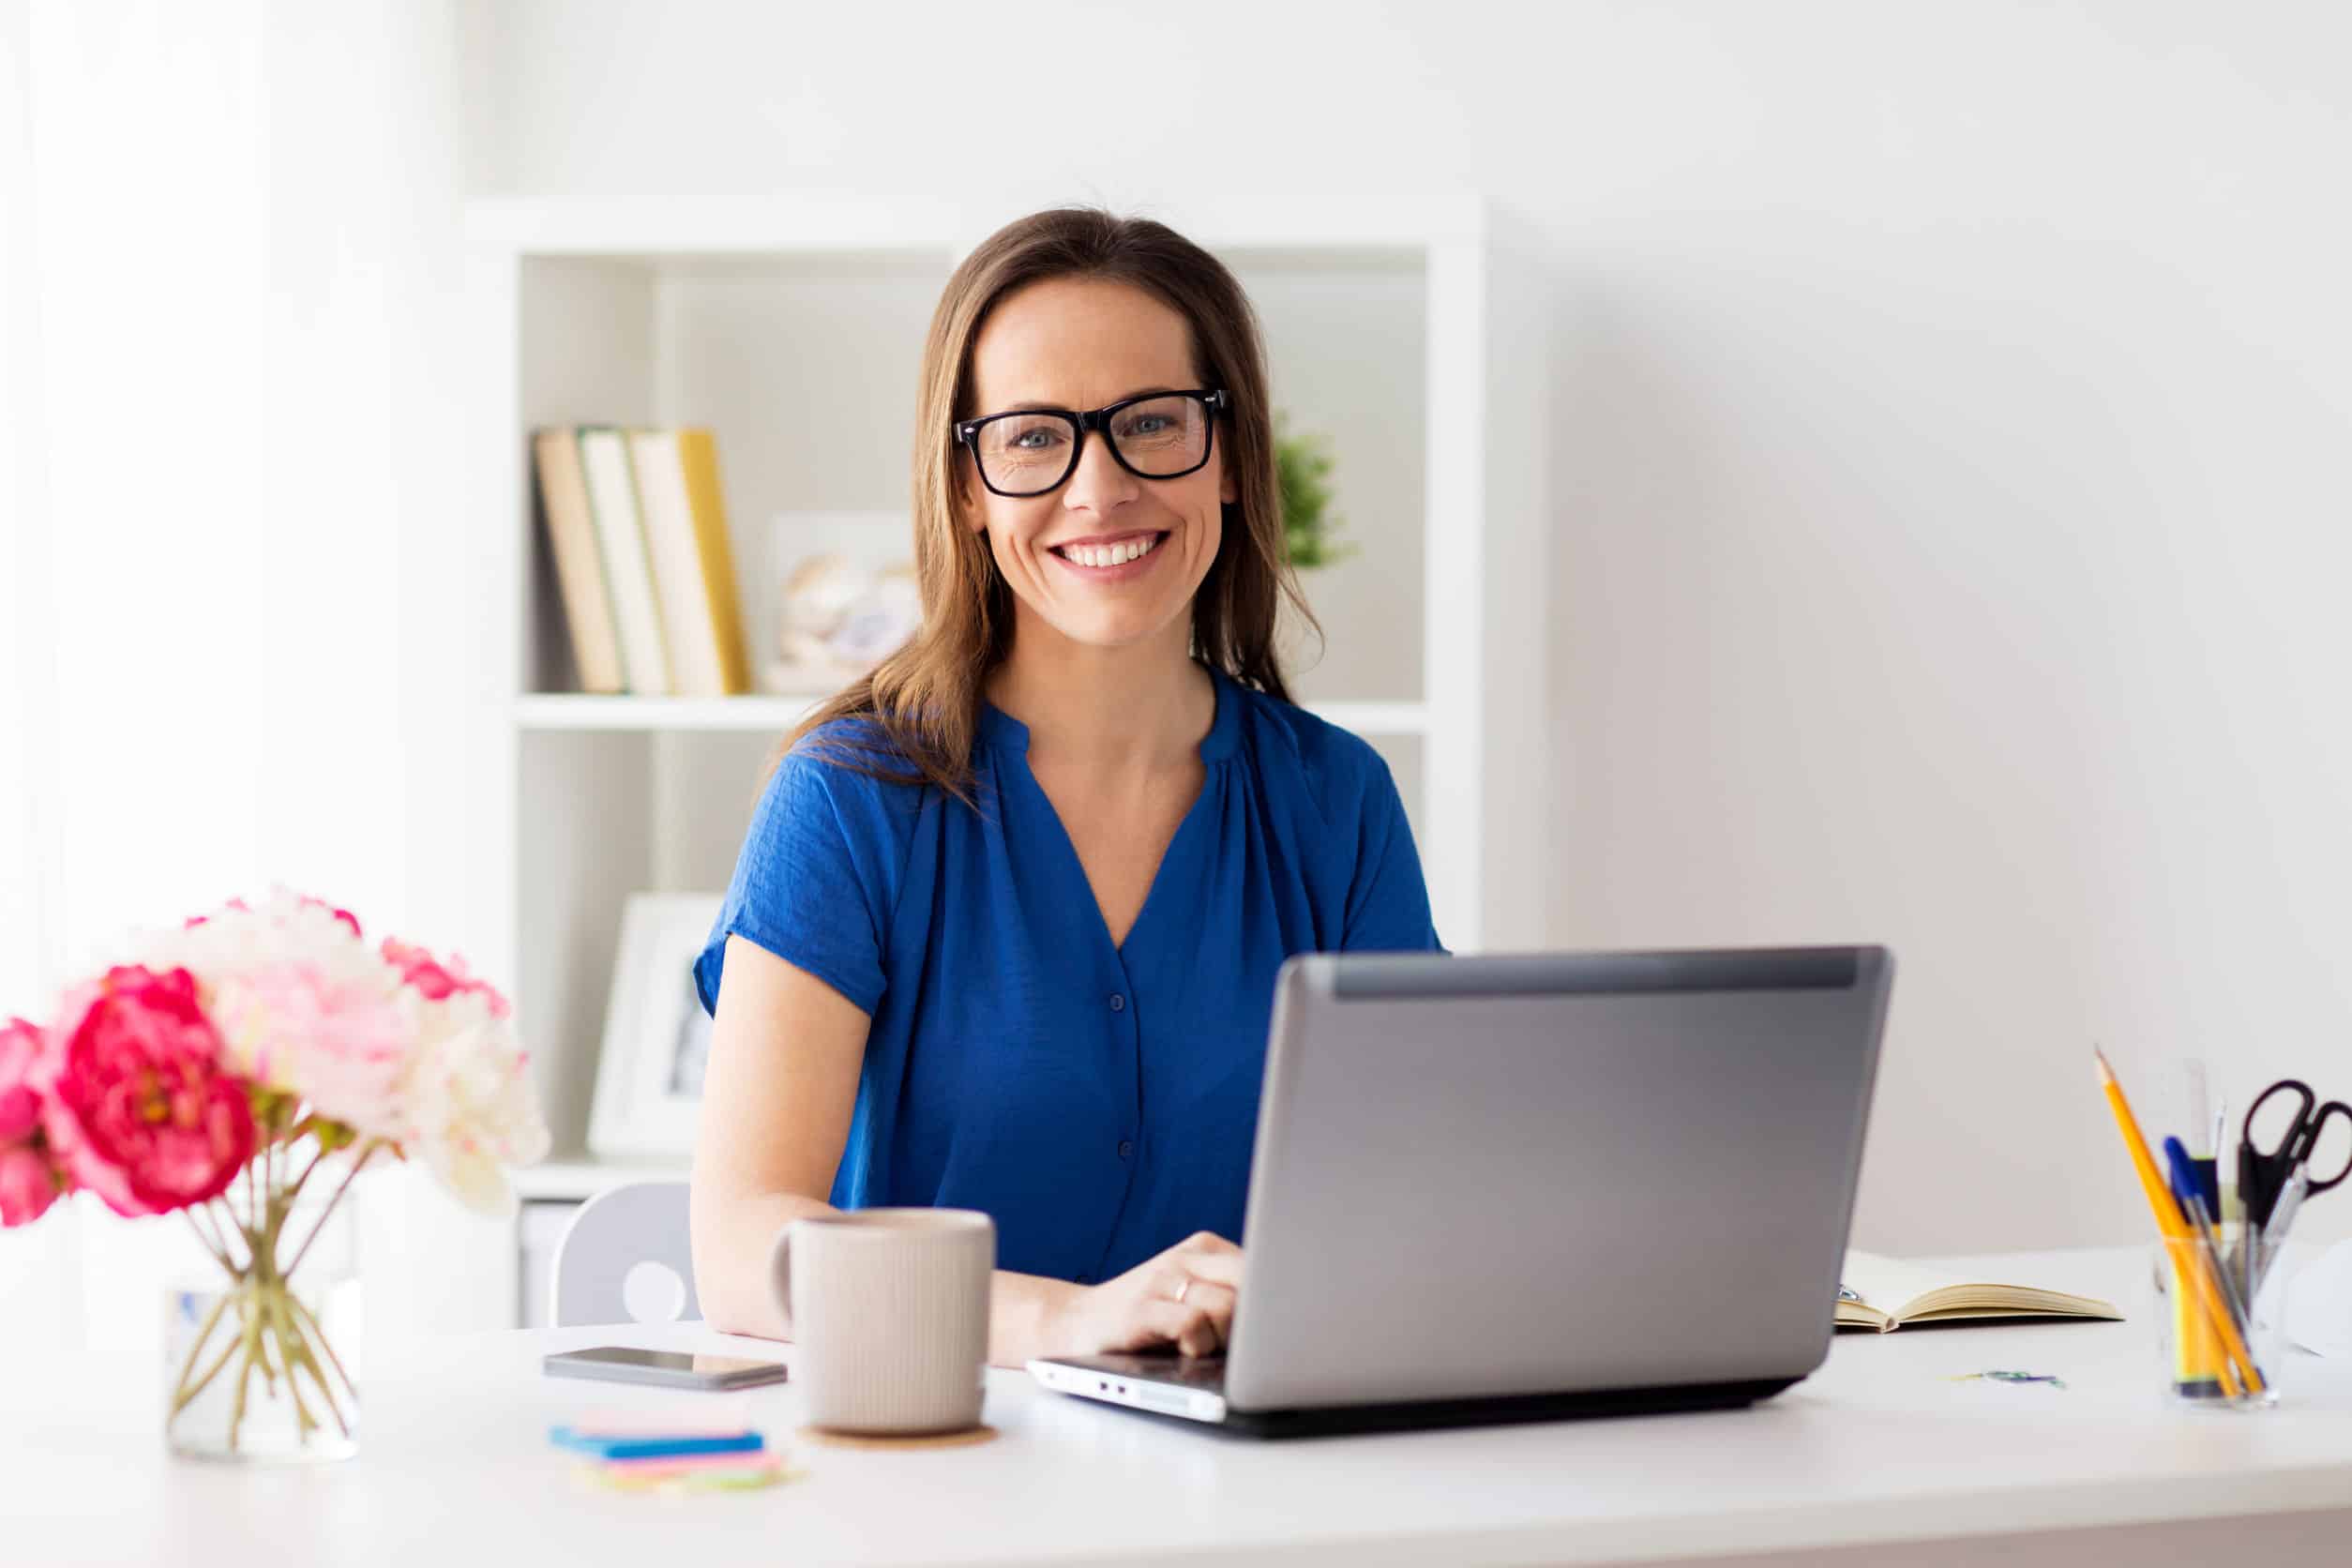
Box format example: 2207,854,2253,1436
473,0,2352,1257
1,0,508,1360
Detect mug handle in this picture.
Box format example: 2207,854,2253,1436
767,1219,797,1334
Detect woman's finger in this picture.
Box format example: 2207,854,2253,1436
1162,1275,1237,1338
1171,1235,1245,1289
1119,1296,1224,1358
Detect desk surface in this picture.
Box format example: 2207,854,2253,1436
11,1247,2352,1567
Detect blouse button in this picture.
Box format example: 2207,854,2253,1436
1108,993,1125,1011
1118,1140,1135,1159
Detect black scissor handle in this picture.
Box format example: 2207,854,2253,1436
2290,1101,2352,1197
2244,1078,2318,1160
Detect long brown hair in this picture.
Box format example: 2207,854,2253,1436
764,204,1321,811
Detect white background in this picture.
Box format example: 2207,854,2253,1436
4,1,2351,1351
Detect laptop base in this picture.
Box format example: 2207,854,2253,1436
1217,1376,1800,1439
1033,1353,1801,1440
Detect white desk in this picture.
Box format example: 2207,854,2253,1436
10,1248,2352,1567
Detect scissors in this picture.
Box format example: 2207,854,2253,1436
2238,1078,2352,1229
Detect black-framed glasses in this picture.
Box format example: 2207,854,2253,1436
954,388,1228,498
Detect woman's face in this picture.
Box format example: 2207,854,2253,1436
958,277,1234,656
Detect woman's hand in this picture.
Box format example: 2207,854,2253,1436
1042,1231,1244,1360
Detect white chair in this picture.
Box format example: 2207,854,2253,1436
549,1179,702,1328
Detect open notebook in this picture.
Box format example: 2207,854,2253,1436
1836,1249,2123,1333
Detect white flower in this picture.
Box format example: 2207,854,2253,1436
396,988,550,1217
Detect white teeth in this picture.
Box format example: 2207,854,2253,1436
1063,534,1159,568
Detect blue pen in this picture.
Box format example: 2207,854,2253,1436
2164,1135,2257,1353
2163,1137,2200,1223
548,1425,765,1460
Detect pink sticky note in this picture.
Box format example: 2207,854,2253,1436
565,1413,759,1440
597,1449,786,1478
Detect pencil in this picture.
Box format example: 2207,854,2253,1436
2093,1048,2265,1395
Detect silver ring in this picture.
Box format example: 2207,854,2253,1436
1175,1279,1192,1305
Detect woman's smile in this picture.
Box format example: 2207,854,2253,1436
1046,527,1170,583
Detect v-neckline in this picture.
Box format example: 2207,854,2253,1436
979,663,1237,961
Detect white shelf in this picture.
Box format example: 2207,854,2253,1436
514,693,1431,738
515,693,830,732
461,190,1482,261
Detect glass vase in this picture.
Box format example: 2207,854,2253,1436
164,1188,363,1463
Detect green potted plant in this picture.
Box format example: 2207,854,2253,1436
1274,411,1356,570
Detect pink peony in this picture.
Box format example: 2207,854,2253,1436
382,938,511,1019
0,1016,42,1143
0,1018,66,1226
38,966,256,1217
0,1143,62,1226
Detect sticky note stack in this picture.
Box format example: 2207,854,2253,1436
550,1418,792,1493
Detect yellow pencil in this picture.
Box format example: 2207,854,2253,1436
2093,1048,2264,1396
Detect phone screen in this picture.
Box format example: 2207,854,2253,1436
544,1346,790,1386
558,1347,774,1376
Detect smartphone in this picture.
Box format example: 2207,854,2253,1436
542,1346,791,1391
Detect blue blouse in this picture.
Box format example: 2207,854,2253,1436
693,661,1445,1285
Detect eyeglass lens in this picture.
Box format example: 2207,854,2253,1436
972,395,1209,495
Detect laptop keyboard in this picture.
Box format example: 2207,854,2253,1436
1054,1353,1228,1392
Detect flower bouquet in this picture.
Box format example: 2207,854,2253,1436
0,889,550,1461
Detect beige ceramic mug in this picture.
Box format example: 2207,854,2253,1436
768,1208,994,1434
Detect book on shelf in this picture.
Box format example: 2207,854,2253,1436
1835,1248,2122,1333
530,429,625,695
531,426,755,699
573,426,672,696
626,428,753,697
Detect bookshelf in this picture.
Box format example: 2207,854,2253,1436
452,191,1548,1327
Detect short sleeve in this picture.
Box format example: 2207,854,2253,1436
1341,750,1449,955
694,745,896,1018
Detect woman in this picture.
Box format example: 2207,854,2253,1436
690,205,1444,1368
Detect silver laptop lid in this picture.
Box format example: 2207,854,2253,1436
1224,947,1893,1412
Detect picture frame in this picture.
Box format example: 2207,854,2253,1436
587,892,725,1159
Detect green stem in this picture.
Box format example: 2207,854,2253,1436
181,1211,232,1277
282,1140,375,1281
276,1296,351,1440
281,1138,329,1210
171,1320,244,1421
166,1287,234,1416
197,1200,244,1272
208,1195,253,1274
287,1291,356,1402
227,1292,261,1452
263,1293,318,1440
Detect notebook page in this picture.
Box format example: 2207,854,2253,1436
1841,1249,1969,1317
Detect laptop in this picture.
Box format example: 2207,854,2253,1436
1029,945,1894,1438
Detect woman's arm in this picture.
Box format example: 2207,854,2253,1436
692,934,1229,1365
689,934,859,1339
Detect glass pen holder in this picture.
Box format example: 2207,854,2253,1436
2151,1227,2283,1410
